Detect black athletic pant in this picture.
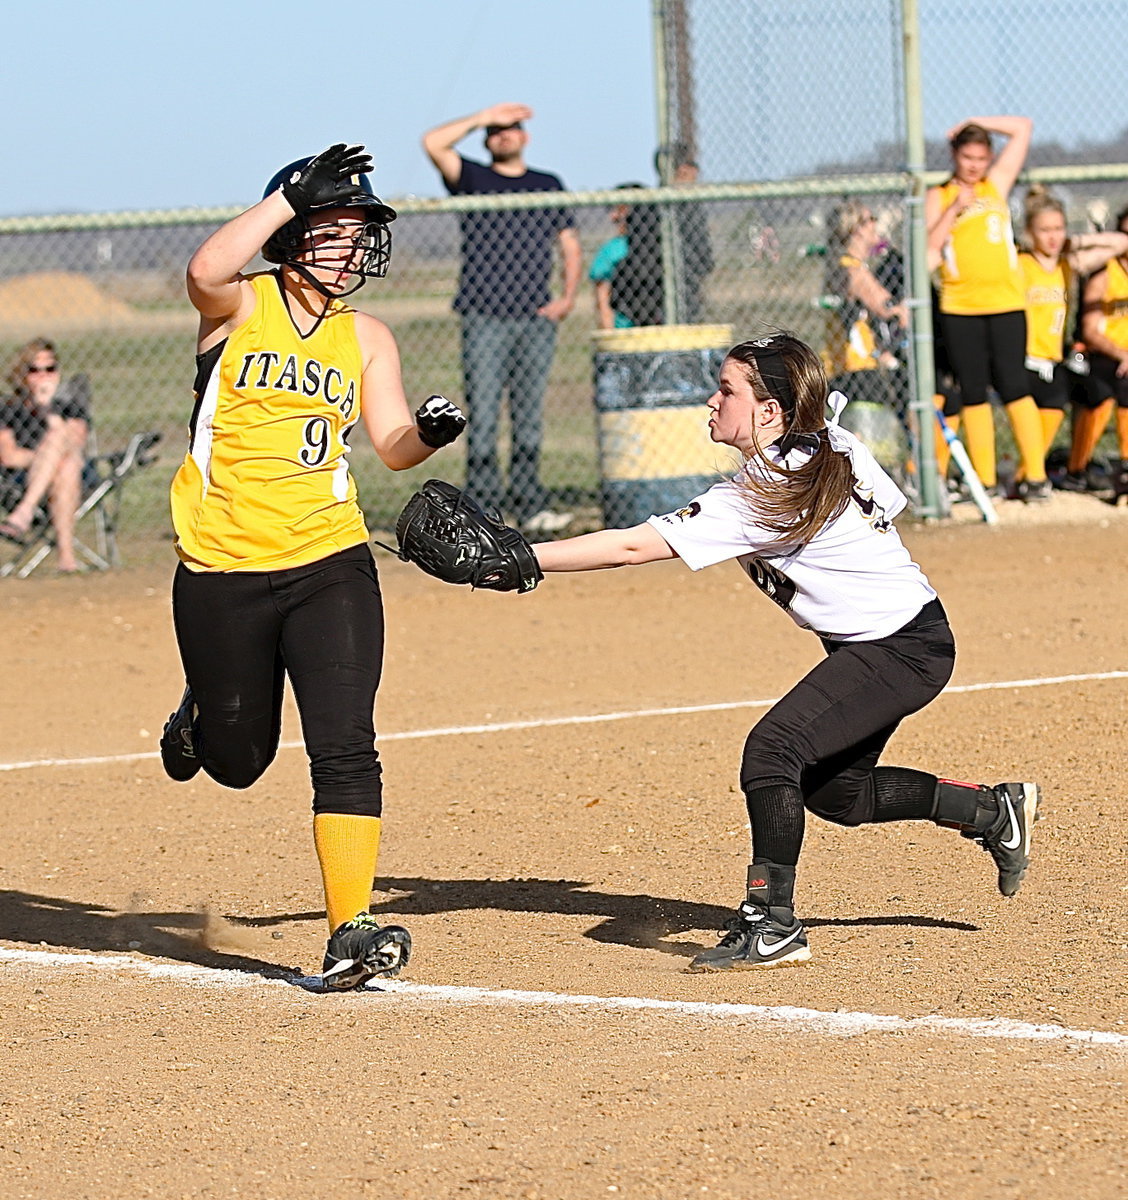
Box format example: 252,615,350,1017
1087,351,1128,409
740,599,956,865
171,544,384,817
941,310,1029,406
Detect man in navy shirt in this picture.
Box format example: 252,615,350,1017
423,103,581,533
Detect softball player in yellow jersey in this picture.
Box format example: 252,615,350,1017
926,115,1048,498
160,145,467,990
1079,204,1128,500
821,200,908,409
1018,186,1128,488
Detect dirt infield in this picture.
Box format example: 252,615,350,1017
1,514,1127,1199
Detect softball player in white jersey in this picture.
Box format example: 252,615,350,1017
534,333,1039,971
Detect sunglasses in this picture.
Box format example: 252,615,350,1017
26,364,59,374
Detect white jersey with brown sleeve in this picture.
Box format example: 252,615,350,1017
647,425,936,642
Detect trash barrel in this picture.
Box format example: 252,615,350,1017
592,324,734,527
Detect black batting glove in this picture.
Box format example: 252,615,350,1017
280,144,373,214
415,394,467,449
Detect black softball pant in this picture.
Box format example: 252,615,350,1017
739,600,956,859
171,544,384,817
941,310,1029,406
1087,352,1128,409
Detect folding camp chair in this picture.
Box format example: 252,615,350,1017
0,430,161,579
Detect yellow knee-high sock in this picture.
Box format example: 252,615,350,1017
1005,396,1046,482
960,403,996,487
1072,399,1114,470
1040,408,1065,459
934,396,958,479
1116,407,1128,461
314,813,382,933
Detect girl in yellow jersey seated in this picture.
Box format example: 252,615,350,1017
821,200,911,479
823,200,908,388
926,115,1049,500
159,144,467,990
1019,187,1128,489
1077,204,1128,501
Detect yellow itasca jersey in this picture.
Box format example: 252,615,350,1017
1097,257,1128,350
171,272,369,572
1020,252,1070,362
824,254,879,374
937,179,1024,315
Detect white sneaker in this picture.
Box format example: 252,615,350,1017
521,509,573,536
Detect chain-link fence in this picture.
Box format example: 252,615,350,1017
3,1,1128,570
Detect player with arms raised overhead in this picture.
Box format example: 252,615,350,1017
160,144,465,989
530,333,1039,971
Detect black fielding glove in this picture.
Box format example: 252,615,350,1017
415,394,467,449
280,144,373,214
392,480,543,593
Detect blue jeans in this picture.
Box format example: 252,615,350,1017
460,311,557,519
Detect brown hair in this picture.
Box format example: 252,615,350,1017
5,337,58,393
727,332,856,548
1023,183,1065,232
950,123,993,153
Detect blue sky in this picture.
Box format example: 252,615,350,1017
6,0,657,215
7,1,1123,217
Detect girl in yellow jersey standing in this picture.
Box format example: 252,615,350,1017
1019,187,1128,488
926,116,1048,499
1078,205,1128,500
159,144,466,990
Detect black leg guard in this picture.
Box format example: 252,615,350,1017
931,777,999,834
747,860,797,918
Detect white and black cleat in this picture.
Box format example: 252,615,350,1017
321,913,412,991
965,782,1040,897
687,900,810,972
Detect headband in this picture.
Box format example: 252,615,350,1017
748,338,795,416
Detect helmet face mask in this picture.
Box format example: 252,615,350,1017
281,212,392,295
262,155,396,296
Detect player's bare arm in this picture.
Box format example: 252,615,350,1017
186,191,295,338
975,115,1033,197
355,315,464,469
925,183,970,243
422,103,534,187
1080,269,1128,372
533,523,678,572
1067,231,1128,277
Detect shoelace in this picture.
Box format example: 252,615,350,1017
716,907,772,946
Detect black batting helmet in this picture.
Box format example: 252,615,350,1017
261,156,397,284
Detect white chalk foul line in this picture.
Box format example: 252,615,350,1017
2,669,1127,775
1,946,1124,1048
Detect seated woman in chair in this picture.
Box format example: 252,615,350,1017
822,200,909,404
0,338,90,573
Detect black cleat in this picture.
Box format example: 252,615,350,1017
1017,478,1052,503
687,900,810,972
1055,470,1089,493
322,913,412,990
160,686,201,781
963,782,1040,897
1110,462,1128,506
